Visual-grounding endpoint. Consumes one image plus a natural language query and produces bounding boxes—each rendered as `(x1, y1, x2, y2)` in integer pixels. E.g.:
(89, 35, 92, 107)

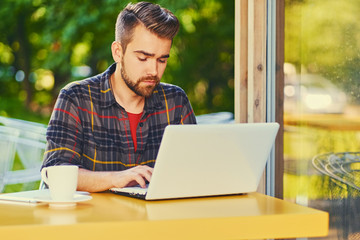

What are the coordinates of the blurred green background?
(0, 0, 235, 124)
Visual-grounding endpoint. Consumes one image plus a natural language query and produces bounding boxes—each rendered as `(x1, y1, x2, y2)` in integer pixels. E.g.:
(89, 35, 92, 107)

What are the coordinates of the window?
(284, 1, 360, 239)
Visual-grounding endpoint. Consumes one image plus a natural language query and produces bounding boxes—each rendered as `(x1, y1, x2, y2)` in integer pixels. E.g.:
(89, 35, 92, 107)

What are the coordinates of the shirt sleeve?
(42, 89, 84, 169)
(180, 93, 197, 124)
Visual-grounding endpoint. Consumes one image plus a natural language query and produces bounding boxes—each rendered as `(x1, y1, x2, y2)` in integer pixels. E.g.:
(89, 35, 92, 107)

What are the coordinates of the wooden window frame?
(234, 0, 284, 198)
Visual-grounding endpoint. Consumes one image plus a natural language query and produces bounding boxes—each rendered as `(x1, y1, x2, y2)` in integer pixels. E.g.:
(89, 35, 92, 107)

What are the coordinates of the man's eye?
(138, 58, 147, 62)
(158, 59, 166, 63)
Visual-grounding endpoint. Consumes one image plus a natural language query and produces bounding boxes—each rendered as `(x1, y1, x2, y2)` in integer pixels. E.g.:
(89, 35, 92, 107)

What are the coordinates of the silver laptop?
(110, 122, 279, 200)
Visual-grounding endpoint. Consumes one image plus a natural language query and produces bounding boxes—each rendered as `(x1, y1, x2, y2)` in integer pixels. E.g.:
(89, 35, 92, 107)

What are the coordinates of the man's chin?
(143, 89, 156, 98)
(134, 86, 156, 98)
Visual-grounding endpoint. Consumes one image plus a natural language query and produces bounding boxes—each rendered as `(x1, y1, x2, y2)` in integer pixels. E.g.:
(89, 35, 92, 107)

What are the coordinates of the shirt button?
(139, 122, 144, 127)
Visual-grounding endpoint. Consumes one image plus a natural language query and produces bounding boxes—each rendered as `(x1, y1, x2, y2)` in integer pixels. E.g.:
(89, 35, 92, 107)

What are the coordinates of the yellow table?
(0, 192, 328, 240)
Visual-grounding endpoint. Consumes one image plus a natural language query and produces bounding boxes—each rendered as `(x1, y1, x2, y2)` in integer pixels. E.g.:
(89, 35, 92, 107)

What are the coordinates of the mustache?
(138, 76, 160, 82)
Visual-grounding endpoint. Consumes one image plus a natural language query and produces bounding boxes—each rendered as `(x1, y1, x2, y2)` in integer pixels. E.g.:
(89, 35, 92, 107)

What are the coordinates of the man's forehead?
(126, 25, 172, 56)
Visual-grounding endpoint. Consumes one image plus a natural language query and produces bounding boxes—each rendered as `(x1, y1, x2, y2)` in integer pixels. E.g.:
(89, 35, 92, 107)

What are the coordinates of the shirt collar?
(144, 84, 165, 112)
(99, 63, 117, 109)
(100, 63, 164, 112)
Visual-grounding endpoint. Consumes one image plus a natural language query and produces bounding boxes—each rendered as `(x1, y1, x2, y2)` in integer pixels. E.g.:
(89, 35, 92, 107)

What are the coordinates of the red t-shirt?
(127, 112, 143, 152)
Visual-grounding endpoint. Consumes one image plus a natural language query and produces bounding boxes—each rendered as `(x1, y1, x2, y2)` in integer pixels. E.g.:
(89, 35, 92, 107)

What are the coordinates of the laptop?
(110, 122, 279, 200)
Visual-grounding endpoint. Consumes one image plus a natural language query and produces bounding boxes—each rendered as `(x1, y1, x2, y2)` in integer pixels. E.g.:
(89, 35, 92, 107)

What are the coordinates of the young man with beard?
(41, 2, 196, 192)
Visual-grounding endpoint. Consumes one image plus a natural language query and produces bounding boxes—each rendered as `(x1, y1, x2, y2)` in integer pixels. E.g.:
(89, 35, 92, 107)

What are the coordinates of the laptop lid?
(142, 122, 279, 200)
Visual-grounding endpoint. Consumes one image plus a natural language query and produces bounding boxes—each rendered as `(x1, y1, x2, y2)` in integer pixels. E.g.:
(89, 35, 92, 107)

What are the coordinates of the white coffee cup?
(41, 165, 79, 202)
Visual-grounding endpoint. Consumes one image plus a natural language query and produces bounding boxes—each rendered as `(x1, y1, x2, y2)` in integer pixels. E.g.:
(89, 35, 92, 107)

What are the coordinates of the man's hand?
(111, 165, 153, 188)
(77, 166, 153, 192)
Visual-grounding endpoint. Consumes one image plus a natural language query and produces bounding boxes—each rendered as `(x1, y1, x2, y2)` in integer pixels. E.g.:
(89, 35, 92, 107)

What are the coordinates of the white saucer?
(35, 192, 92, 209)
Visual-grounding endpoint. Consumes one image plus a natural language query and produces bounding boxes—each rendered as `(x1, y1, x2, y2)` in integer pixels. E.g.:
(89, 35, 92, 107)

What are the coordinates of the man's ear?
(111, 41, 123, 63)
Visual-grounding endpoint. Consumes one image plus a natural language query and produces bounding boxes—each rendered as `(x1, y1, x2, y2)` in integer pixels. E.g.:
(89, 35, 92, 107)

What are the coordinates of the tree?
(285, 0, 360, 103)
(0, 0, 235, 120)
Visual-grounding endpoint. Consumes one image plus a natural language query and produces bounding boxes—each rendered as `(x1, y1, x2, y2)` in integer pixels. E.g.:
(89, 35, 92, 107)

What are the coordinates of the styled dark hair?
(115, 1, 179, 52)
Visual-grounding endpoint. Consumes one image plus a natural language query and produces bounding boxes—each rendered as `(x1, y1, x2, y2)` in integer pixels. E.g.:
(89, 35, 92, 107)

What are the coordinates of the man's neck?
(110, 69, 145, 114)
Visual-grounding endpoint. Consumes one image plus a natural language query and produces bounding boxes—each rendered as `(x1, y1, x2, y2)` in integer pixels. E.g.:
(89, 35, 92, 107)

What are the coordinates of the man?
(42, 2, 196, 192)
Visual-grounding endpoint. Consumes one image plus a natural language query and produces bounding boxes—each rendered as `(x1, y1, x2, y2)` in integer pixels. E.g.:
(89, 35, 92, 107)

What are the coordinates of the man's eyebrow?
(134, 50, 170, 58)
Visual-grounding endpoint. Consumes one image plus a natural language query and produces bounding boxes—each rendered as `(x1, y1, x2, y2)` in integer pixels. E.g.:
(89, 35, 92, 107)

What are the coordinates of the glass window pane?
(284, 0, 360, 239)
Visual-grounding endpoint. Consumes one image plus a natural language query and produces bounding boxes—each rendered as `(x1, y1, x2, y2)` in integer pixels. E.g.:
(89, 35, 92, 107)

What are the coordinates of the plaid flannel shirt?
(42, 63, 196, 171)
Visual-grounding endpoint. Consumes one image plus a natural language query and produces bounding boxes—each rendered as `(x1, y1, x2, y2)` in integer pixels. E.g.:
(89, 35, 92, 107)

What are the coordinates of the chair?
(39, 179, 46, 190)
(0, 116, 47, 169)
(312, 152, 360, 239)
(0, 126, 20, 192)
(0, 116, 47, 191)
(312, 152, 360, 191)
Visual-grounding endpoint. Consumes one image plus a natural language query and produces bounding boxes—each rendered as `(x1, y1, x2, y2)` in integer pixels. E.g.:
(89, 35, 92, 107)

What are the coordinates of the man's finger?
(133, 175, 147, 188)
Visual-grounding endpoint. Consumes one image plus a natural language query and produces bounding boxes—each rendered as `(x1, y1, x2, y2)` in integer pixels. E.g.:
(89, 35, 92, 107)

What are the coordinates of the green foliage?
(165, 0, 235, 114)
(0, 0, 235, 121)
(285, 0, 360, 103)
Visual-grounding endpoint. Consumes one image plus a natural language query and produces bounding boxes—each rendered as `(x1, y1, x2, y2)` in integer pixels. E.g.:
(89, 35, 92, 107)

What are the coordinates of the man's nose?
(146, 60, 158, 76)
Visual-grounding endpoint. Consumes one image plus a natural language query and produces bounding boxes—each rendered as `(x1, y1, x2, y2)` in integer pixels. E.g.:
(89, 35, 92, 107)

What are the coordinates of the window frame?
(234, 0, 284, 198)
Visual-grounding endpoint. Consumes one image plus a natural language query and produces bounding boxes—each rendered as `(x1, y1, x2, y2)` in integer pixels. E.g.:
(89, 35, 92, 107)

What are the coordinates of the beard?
(120, 59, 160, 98)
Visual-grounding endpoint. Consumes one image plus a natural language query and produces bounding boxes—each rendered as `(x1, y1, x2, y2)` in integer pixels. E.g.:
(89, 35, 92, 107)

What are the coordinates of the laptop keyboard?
(110, 184, 149, 197)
